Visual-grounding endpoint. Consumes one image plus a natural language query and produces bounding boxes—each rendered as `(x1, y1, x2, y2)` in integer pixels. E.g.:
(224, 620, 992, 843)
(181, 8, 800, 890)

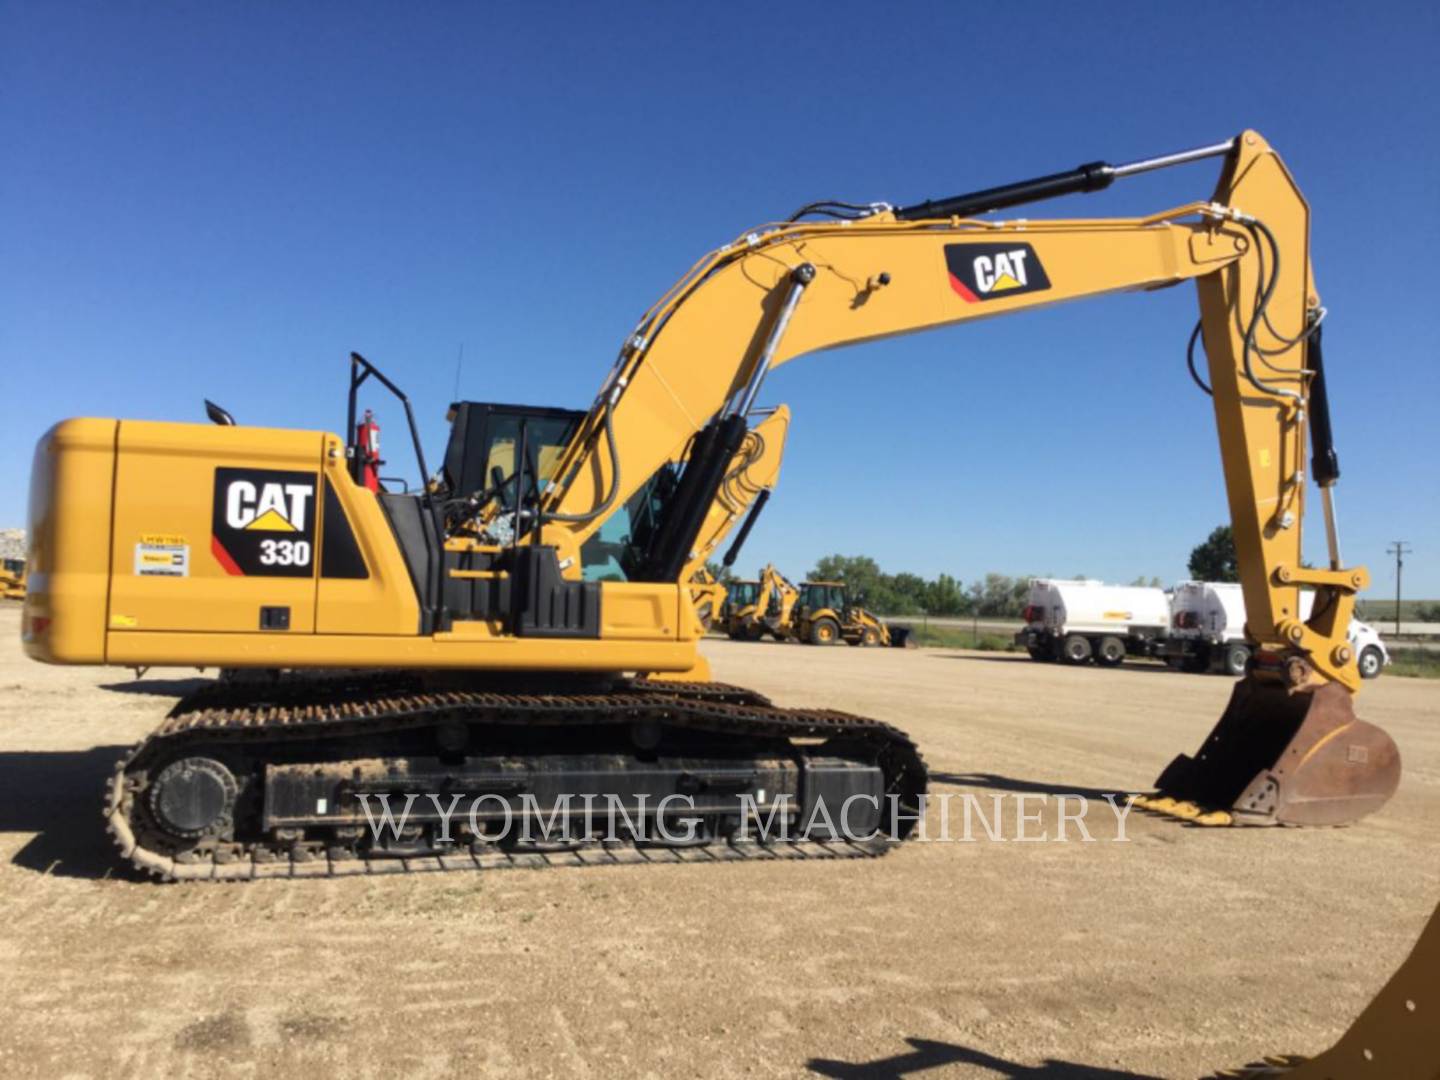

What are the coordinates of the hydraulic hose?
(540, 403, 623, 525)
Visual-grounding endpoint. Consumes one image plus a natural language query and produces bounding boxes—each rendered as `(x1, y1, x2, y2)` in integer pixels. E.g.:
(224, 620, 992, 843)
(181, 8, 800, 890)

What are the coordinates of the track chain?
(105, 674, 926, 882)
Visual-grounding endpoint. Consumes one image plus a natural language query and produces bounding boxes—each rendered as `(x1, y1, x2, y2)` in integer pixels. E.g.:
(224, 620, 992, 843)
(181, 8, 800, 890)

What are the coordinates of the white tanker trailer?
(1014, 579, 1169, 666)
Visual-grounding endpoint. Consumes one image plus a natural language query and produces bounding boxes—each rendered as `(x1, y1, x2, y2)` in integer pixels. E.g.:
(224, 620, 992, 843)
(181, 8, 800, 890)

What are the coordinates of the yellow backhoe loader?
(24, 130, 1401, 883)
(680, 409, 789, 638)
(762, 565, 802, 639)
(788, 580, 904, 648)
(726, 563, 799, 641)
(718, 578, 759, 626)
(723, 578, 769, 640)
(687, 568, 727, 638)
(0, 557, 26, 600)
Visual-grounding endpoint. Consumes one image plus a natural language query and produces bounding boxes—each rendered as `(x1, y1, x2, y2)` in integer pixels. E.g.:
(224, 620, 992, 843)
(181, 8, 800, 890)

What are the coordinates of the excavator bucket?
(1204, 898, 1439, 1078)
(1150, 680, 1400, 826)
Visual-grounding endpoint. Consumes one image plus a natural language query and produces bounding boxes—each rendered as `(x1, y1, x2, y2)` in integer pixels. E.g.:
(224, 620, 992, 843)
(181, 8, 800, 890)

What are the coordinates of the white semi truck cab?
(1014, 579, 1170, 666)
(1162, 580, 1390, 679)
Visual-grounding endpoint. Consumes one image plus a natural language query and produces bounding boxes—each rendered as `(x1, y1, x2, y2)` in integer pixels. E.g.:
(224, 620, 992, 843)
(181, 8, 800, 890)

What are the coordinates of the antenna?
(452, 343, 465, 401)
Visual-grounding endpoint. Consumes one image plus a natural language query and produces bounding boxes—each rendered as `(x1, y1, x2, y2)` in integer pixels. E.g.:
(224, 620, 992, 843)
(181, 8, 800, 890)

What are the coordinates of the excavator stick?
(1148, 679, 1400, 827)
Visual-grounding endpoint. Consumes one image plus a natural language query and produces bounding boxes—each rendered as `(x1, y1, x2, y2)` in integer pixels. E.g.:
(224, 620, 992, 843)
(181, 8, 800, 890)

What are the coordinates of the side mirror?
(204, 399, 236, 426)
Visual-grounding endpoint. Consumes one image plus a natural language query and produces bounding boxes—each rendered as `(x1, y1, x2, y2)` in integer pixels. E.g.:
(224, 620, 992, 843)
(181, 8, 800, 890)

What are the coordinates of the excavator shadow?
(1, 748, 143, 880)
(928, 653, 1033, 664)
(99, 676, 213, 697)
(928, 771, 1129, 803)
(932, 654, 1177, 675)
(807, 1036, 1163, 1078)
(929, 772, 1220, 830)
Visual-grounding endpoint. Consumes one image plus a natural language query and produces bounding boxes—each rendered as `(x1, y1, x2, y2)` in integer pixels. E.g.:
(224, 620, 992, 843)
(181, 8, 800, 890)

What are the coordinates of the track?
(104, 673, 927, 882)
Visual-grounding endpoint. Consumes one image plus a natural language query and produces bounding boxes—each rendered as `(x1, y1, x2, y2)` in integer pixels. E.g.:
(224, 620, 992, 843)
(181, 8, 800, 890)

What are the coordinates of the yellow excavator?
(24, 130, 1401, 884)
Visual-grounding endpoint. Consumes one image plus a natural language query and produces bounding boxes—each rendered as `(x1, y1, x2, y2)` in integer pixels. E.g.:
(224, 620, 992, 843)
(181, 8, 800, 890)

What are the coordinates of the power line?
(1386, 541, 1412, 637)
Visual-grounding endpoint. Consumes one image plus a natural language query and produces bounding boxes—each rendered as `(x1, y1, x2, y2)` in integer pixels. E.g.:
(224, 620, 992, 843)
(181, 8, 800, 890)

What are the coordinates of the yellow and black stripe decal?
(320, 480, 368, 580)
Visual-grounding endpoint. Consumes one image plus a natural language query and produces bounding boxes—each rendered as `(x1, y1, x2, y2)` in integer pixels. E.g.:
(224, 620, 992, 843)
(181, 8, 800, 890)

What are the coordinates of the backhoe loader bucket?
(1151, 679, 1400, 826)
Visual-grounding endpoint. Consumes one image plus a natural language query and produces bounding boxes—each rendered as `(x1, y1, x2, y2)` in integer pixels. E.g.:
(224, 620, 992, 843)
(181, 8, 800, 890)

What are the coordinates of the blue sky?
(3, 3, 1437, 594)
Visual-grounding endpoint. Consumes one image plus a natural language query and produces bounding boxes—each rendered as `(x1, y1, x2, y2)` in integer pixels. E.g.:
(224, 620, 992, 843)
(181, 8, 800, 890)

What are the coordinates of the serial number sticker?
(135, 541, 190, 577)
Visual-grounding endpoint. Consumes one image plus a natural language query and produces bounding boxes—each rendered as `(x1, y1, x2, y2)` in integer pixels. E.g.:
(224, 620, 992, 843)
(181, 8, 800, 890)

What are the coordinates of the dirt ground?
(1, 603, 1436, 1080)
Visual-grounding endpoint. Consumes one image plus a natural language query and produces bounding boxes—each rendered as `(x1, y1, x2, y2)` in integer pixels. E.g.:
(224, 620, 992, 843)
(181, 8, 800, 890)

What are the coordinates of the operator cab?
(723, 580, 760, 618)
(439, 402, 583, 506)
(353, 393, 588, 635)
(432, 401, 693, 591)
(800, 581, 849, 614)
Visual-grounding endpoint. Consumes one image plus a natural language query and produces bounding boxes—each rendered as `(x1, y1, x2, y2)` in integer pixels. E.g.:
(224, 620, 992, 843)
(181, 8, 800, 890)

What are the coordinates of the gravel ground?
(1, 603, 1436, 1079)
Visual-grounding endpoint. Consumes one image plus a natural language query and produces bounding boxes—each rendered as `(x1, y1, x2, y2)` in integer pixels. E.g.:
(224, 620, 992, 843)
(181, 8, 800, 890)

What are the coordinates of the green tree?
(1188, 525, 1239, 582)
(810, 554, 881, 587)
(924, 573, 969, 616)
(798, 555, 1044, 616)
(1008, 577, 1031, 616)
(972, 573, 1016, 616)
(890, 571, 930, 614)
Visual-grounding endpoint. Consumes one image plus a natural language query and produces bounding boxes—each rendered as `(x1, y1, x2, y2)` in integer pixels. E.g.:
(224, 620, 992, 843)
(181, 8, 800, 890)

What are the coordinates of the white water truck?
(1162, 580, 1389, 679)
(1014, 579, 1170, 666)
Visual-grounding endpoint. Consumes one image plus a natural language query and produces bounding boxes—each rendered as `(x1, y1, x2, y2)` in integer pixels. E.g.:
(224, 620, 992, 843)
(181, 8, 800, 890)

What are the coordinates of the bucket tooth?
(1154, 678, 1400, 827)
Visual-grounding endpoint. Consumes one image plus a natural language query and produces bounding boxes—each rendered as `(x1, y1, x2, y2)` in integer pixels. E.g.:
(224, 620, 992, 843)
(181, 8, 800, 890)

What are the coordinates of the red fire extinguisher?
(356, 408, 382, 492)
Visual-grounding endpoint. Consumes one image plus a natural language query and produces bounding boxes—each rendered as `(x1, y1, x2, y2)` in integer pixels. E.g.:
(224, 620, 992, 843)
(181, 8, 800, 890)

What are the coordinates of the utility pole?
(1386, 541, 1411, 637)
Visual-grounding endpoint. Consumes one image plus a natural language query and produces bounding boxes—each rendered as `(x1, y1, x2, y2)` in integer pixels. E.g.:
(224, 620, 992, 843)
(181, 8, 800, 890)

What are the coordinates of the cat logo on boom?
(944, 242, 1051, 303)
(211, 467, 317, 577)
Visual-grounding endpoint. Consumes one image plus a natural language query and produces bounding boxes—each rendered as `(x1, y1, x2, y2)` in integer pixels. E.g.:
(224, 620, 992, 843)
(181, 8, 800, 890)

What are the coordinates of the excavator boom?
(529, 130, 1397, 825)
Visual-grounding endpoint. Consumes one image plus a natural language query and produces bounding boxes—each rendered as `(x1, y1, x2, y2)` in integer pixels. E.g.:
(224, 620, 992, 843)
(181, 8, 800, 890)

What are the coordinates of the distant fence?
(879, 615, 1439, 641)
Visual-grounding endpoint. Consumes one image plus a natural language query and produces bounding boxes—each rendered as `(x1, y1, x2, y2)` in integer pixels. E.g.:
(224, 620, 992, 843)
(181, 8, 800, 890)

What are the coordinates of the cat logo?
(211, 468, 317, 577)
(944, 242, 1051, 303)
(224, 480, 312, 533)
